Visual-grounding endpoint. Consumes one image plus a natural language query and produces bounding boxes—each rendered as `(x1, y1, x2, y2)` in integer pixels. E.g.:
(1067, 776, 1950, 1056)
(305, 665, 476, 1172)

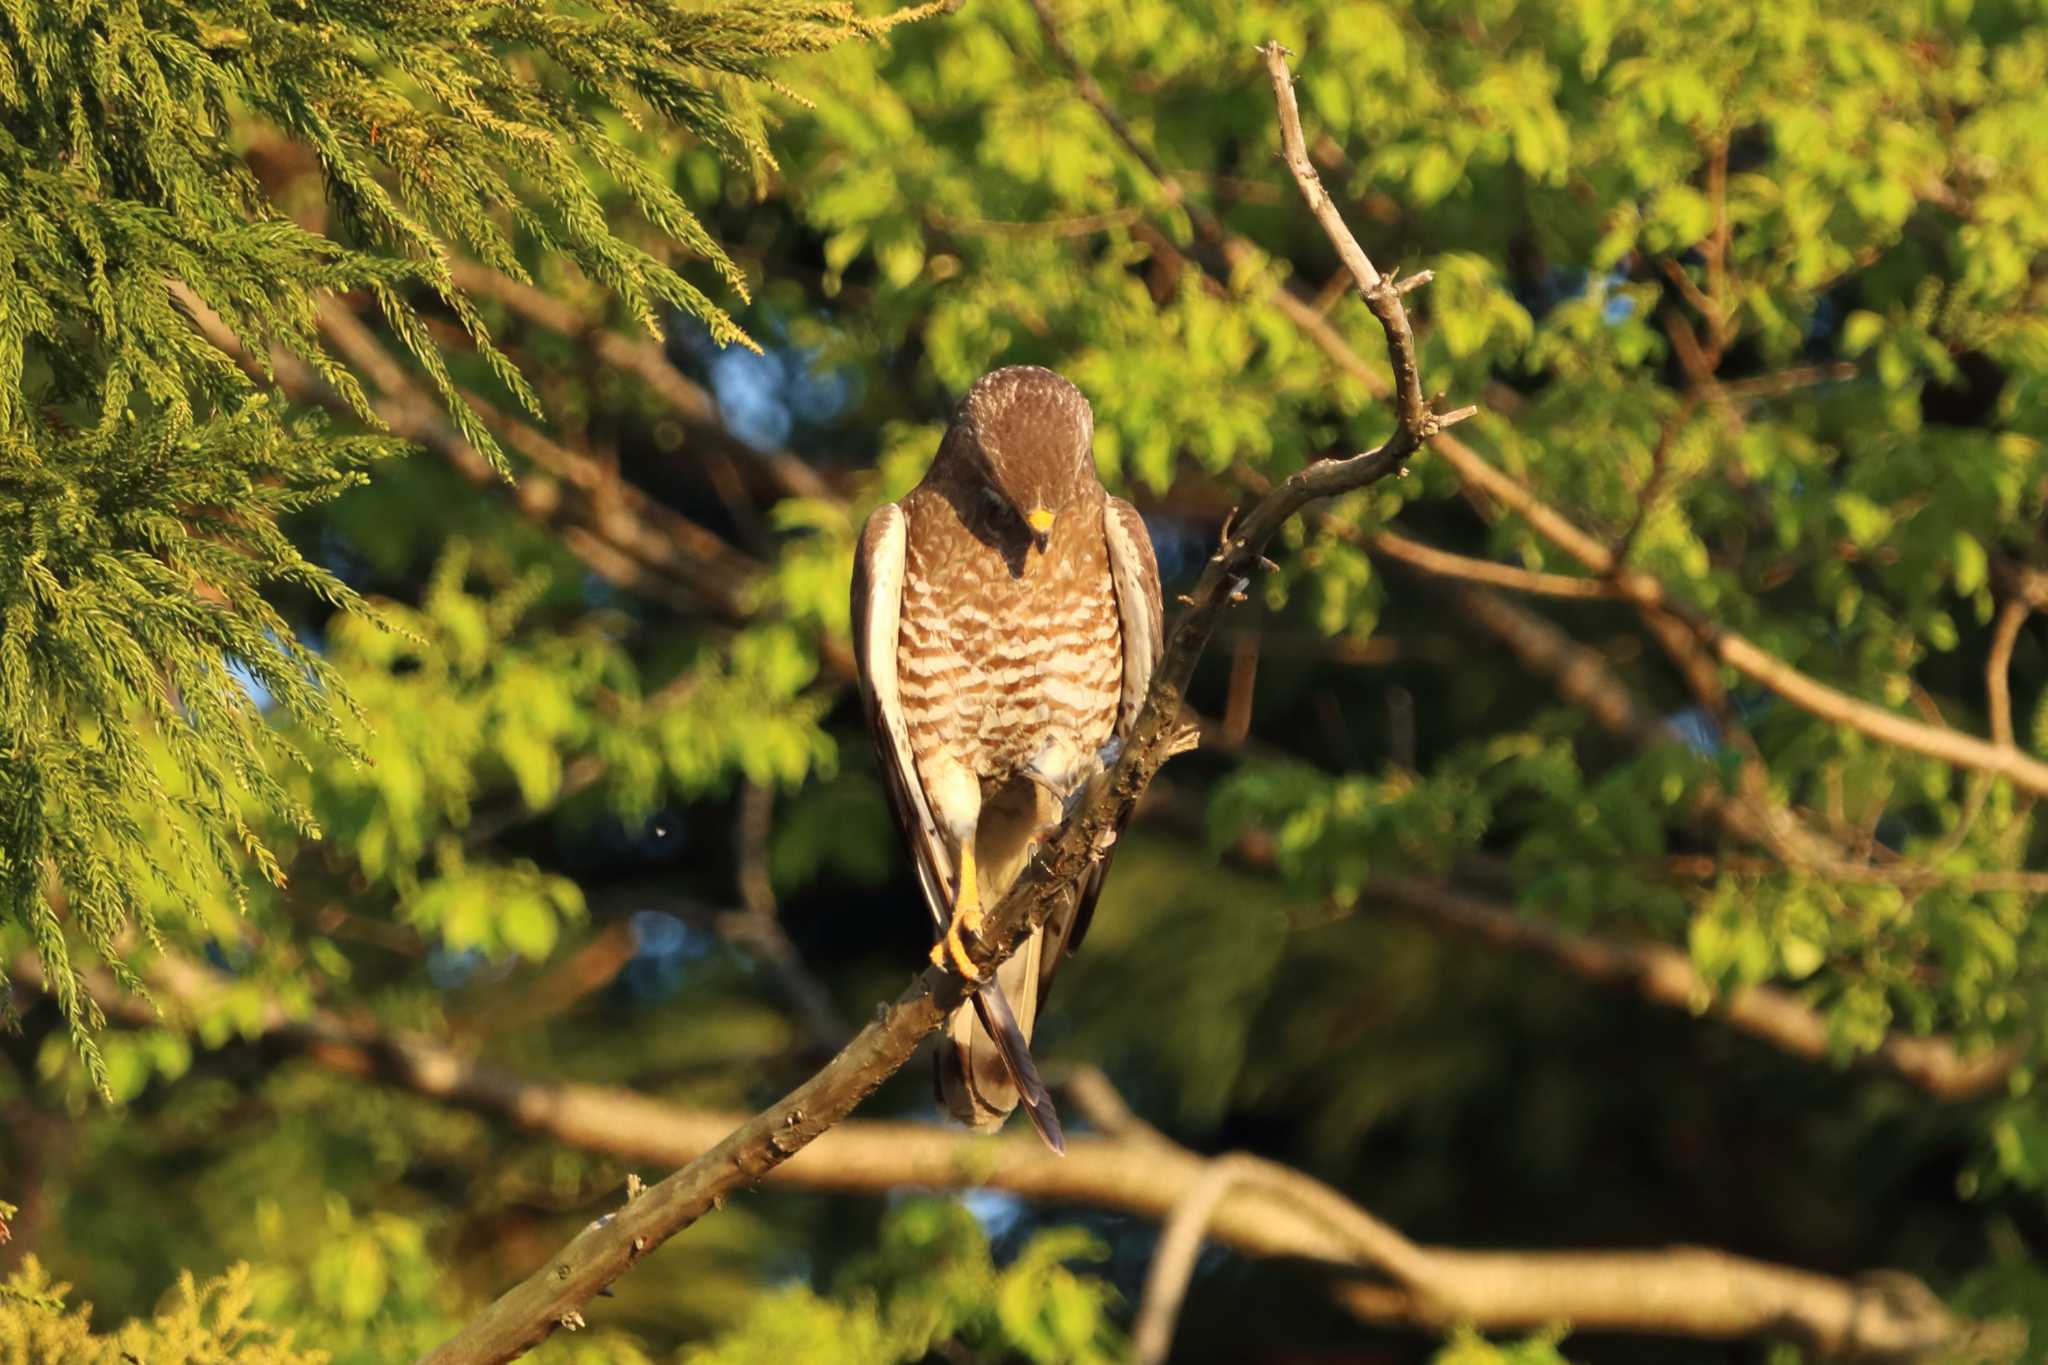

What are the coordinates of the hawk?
(850, 366, 1163, 1152)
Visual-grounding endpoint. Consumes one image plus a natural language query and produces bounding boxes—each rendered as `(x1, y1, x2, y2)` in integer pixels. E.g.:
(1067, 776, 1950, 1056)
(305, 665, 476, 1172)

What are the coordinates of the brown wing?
(1039, 496, 1166, 988)
(1105, 495, 1165, 733)
(850, 502, 954, 932)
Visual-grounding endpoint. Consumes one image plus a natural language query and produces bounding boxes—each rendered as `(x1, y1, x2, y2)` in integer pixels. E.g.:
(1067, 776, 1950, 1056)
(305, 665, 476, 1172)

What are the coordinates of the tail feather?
(936, 925, 1065, 1153)
(973, 984, 1064, 1153)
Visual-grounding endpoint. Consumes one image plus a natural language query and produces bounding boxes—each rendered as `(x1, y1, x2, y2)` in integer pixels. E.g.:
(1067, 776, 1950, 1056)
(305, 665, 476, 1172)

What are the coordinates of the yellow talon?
(931, 916, 982, 980)
(929, 841, 984, 980)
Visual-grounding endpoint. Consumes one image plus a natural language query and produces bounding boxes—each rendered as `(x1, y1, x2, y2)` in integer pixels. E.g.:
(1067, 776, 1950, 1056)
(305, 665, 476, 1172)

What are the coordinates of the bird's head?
(949, 365, 1097, 552)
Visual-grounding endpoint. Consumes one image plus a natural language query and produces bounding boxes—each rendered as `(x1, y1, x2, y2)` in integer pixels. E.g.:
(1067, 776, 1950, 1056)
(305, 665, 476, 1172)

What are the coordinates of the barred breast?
(895, 485, 1122, 790)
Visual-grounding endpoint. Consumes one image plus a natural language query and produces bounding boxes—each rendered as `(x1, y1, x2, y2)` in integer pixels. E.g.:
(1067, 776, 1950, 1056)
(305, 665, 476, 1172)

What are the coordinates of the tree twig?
(173, 279, 762, 622)
(1296, 313, 2048, 795)
(1435, 579, 1849, 869)
(719, 782, 849, 1055)
(1987, 597, 2029, 750)
(445, 259, 834, 503)
(1178, 784, 2020, 1106)
(1258, 46, 1463, 431)
(1131, 1154, 1259, 1364)
(313, 301, 761, 621)
(1369, 530, 1617, 600)
(1369, 876, 2020, 1104)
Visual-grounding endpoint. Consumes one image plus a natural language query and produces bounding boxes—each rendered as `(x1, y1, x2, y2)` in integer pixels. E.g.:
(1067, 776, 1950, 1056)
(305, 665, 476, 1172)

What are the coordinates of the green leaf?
(1953, 532, 1988, 596)
(1841, 309, 1885, 354)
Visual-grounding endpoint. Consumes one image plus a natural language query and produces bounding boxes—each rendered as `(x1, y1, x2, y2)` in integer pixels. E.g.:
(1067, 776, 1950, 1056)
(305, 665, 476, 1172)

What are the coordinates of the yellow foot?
(929, 845, 985, 979)
(929, 914, 982, 980)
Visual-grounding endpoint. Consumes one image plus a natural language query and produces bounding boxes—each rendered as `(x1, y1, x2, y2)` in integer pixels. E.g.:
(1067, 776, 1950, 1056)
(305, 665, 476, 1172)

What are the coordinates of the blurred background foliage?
(5, 0, 2048, 1360)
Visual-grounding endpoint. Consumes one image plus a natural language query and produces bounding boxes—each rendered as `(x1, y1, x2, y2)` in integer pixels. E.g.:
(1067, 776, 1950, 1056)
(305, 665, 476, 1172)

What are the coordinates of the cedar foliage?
(0, 1256, 327, 1364)
(0, 0, 926, 1086)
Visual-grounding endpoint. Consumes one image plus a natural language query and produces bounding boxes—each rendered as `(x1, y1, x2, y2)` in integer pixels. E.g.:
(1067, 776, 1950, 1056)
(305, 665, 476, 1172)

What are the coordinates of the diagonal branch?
(1131, 1154, 1264, 1364)
(1369, 530, 1616, 599)
(413, 39, 1470, 1365)
(1181, 785, 2020, 1105)
(1258, 45, 1459, 432)
(312, 300, 762, 621)
(444, 260, 835, 504)
(1433, 579, 1855, 869)
(173, 280, 761, 622)
(1369, 876, 2020, 1104)
(1279, 283, 2048, 795)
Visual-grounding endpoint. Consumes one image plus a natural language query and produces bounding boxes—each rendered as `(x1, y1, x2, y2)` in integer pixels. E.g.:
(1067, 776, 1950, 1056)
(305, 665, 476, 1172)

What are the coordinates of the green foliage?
(0, 0, 924, 1084)
(289, 544, 830, 956)
(0, 1256, 325, 1364)
(234, 1194, 657, 1365)
(0, 1223, 659, 1365)
(1430, 1325, 1575, 1365)
(681, 1200, 1124, 1365)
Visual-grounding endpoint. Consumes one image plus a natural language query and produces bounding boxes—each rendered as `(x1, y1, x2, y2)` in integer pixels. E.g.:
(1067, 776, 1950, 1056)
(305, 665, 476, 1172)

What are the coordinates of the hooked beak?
(1026, 506, 1056, 551)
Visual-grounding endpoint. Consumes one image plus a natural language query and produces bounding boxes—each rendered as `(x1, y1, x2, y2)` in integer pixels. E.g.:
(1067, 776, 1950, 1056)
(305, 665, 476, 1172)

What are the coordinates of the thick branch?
(26, 951, 1990, 1360)
(1138, 772, 2017, 1106)
(1131, 1155, 1260, 1364)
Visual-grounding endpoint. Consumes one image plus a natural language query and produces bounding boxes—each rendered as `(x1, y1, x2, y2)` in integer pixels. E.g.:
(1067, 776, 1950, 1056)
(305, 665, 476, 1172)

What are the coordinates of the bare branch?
(926, 207, 1143, 238)
(173, 279, 764, 622)
(720, 783, 849, 1054)
(1370, 877, 2019, 1104)
(192, 282, 869, 687)
(1184, 778, 2019, 1106)
(444, 260, 834, 503)
(313, 301, 761, 621)
(1132, 1155, 1259, 1364)
(1259, 43, 1432, 427)
(1988, 597, 2029, 750)
(1719, 361, 1859, 405)
(1056, 1063, 1172, 1146)
(1026, 0, 1216, 236)
(1442, 583, 1666, 746)
(1369, 530, 1616, 600)
(452, 920, 639, 1043)
(1436, 581, 1848, 869)
(1273, 294, 2048, 796)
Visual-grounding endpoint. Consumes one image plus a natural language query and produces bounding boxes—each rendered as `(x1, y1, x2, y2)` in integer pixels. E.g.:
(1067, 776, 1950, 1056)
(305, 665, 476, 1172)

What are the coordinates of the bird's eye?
(982, 487, 1006, 513)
